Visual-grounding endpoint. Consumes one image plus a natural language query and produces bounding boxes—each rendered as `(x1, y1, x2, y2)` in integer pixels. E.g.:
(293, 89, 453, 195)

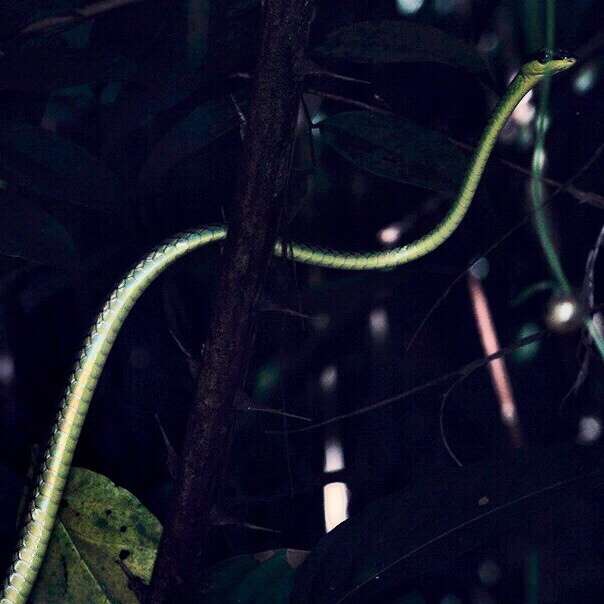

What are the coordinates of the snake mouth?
(528, 48, 575, 65)
(521, 48, 576, 76)
(531, 48, 574, 65)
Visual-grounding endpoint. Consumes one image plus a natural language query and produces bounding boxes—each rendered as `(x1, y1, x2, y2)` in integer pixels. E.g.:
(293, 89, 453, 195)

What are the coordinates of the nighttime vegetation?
(0, 0, 603, 602)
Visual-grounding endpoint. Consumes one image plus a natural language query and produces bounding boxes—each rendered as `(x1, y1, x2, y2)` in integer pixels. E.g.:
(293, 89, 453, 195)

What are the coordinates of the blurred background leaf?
(291, 444, 604, 603)
(137, 95, 244, 197)
(196, 549, 309, 603)
(0, 191, 76, 267)
(319, 111, 469, 195)
(313, 20, 492, 82)
(0, 122, 122, 211)
(0, 2, 602, 603)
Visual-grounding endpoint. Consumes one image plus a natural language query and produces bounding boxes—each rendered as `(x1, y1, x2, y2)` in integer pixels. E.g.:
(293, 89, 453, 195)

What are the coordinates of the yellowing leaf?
(32, 522, 113, 604)
(32, 468, 161, 603)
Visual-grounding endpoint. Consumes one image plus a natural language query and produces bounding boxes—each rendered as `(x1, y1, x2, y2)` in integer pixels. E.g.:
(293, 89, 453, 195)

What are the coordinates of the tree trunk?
(147, 1, 314, 601)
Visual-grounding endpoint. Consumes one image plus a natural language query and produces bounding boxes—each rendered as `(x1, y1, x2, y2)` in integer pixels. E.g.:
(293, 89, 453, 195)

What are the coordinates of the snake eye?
(539, 49, 553, 64)
(530, 48, 571, 64)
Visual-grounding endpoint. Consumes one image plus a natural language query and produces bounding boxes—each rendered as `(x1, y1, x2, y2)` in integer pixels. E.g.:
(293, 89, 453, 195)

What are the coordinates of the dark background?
(1, 0, 603, 602)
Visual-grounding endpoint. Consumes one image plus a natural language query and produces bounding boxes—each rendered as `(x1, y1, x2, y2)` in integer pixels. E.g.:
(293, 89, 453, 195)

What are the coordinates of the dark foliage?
(0, 0, 603, 601)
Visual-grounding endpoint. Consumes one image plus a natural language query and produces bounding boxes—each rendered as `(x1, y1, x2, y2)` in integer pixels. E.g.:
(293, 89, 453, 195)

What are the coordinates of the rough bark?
(147, 1, 314, 602)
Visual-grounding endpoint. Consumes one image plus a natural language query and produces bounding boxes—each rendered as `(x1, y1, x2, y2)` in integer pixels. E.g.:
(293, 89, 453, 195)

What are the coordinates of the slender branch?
(270, 331, 548, 435)
(564, 224, 604, 401)
(306, 87, 604, 209)
(245, 406, 312, 422)
(467, 273, 523, 448)
(449, 138, 604, 209)
(146, 2, 314, 602)
(405, 142, 604, 355)
(297, 57, 372, 85)
(529, 1, 571, 293)
(18, 0, 144, 37)
(306, 87, 394, 115)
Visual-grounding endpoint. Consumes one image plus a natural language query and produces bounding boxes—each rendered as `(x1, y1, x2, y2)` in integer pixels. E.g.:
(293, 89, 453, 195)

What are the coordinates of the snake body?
(1, 54, 574, 603)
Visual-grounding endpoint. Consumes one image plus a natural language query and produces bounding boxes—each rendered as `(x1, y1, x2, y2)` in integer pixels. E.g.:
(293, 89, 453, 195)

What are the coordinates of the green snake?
(1, 53, 574, 603)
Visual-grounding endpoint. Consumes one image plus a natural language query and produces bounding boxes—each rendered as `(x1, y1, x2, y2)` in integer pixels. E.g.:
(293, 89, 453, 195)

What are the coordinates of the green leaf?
(0, 192, 76, 266)
(0, 122, 121, 211)
(32, 523, 114, 604)
(101, 71, 202, 148)
(319, 111, 468, 196)
(313, 20, 491, 79)
(290, 443, 604, 603)
(137, 96, 243, 196)
(30, 468, 305, 603)
(197, 549, 309, 603)
(32, 467, 162, 604)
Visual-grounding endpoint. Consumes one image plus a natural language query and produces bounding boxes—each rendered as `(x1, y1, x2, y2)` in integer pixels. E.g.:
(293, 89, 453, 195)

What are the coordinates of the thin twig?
(564, 223, 604, 402)
(269, 331, 547, 435)
(259, 304, 312, 320)
(449, 138, 604, 209)
(584, 223, 604, 313)
(306, 88, 394, 115)
(335, 471, 601, 604)
(233, 70, 372, 86)
(406, 143, 604, 355)
(307, 87, 604, 209)
(439, 375, 467, 467)
(18, 0, 144, 37)
(154, 414, 179, 481)
(582, 224, 604, 359)
(467, 274, 523, 448)
(296, 56, 372, 85)
(245, 406, 311, 422)
(300, 95, 318, 176)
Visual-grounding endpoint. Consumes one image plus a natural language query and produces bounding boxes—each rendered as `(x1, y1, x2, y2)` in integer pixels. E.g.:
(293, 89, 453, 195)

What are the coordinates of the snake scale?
(1, 53, 574, 603)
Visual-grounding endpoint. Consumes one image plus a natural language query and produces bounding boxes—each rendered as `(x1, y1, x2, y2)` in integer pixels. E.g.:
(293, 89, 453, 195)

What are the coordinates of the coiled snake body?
(1, 54, 574, 603)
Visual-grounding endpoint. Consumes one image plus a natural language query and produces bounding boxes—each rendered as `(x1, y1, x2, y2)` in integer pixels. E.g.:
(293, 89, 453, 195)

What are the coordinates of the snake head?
(521, 49, 576, 77)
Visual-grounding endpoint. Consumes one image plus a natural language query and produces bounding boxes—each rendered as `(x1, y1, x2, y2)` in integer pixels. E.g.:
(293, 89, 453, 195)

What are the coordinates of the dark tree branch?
(16, 0, 144, 37)
(146, 1, 314, 602)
